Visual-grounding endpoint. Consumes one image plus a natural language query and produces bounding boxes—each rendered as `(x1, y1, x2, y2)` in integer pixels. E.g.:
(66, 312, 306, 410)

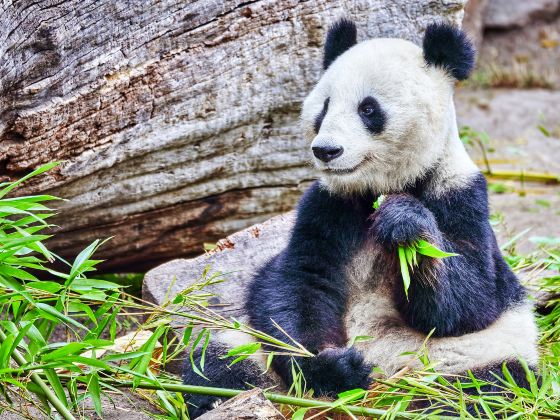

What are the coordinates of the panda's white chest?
(342, 244, 422, 375)
(342, 243, 403, 336)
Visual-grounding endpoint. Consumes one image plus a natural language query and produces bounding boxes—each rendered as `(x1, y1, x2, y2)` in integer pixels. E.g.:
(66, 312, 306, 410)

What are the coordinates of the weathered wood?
(0, 0, 467, 271)
(196, 388, 285, 420)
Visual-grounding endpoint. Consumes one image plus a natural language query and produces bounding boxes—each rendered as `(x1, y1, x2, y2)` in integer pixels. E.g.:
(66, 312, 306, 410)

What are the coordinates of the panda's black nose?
(312, 145, 344, 162)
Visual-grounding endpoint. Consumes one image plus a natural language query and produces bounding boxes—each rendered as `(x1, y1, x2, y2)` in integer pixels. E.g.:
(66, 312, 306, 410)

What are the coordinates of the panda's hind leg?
(459, 360, 538, 414)
(182, 335, 277, 418)
(467, 360, 536, 393)
(421, 360, 538, 416)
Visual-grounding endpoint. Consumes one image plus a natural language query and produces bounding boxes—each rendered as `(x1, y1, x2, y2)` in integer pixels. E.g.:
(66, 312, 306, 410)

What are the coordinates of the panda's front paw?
(301, 347, 372, 396)
(369, 194, 437, 248)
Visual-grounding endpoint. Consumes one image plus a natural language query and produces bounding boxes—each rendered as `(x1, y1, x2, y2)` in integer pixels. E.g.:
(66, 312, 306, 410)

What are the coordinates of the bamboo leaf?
(266, 352, 275, 371)
(182, 322, 194, 346)
(68, 278, 121, 291)
(35, 303, 88, 331)
(42, 342, 91, 361)
(398, 246, 411, 300)
(335, 388, 367, 404)
(188, 330, 209, 380)
(131, 326, 165, 388)
(416, 240, 458, 259)
(43, 368, 69, 408)
(372, 194, 386, 209)
(87, 372, 103, 417)
(404, 245, 416, 270)
(199, 330, 211, 371)
(69, 240, 100, 280)
(292, 407, 310, 420)
(0, 333, 15, 369)
(26, 281, 62, 294)
(224, 342, 261, 358)
(59, 356, 111, 371)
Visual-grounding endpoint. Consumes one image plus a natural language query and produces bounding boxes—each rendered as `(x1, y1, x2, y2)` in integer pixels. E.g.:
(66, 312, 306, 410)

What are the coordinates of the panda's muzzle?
(312, 145, 344, 162)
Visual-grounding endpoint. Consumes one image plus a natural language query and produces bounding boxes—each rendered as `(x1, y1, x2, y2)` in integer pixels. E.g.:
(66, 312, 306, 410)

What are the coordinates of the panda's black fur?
(422, 22, 476, 81)
(323, 18, 357, 70)
(182, 21, 537, 418)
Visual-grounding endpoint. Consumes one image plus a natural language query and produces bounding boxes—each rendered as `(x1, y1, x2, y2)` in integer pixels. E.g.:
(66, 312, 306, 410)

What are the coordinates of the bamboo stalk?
(100, 379, 455, 419)
(482, 170, 560, 184)
(0, 330, 76, 420)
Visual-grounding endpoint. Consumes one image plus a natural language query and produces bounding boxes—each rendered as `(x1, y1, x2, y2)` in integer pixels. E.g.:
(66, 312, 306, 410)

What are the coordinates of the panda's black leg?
(182, 342, 275, 418)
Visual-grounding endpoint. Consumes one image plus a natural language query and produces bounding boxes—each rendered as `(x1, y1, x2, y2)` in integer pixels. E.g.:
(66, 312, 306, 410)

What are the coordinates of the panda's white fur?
(301, 38, 479, 196)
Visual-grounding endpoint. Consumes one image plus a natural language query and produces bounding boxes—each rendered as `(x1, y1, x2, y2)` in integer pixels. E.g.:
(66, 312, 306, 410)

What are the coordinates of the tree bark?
(0, 0, 466, 271)
(197, 388, 285, 420)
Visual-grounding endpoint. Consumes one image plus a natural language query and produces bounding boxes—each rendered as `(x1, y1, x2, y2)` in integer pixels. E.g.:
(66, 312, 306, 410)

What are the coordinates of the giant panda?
(182, 19, 540, 417)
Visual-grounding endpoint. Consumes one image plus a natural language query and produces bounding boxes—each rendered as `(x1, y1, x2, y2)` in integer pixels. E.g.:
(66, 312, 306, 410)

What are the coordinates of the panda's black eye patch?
(358, 96, 386, 134)
(314, 97, 330, 134)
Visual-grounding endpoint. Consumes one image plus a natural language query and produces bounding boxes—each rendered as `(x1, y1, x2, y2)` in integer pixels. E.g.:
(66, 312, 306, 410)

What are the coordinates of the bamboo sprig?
(0, 329, 76, 420)
(482, 169, 560, 184)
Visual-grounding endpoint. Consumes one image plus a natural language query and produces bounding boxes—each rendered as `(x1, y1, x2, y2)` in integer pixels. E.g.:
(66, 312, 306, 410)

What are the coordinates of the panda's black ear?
(422, 22, 475, 81)
(323, 18, 357, 70)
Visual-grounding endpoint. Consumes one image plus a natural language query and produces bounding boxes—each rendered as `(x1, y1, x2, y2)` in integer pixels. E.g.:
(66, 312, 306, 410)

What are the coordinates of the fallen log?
(1, 0, 467, 271)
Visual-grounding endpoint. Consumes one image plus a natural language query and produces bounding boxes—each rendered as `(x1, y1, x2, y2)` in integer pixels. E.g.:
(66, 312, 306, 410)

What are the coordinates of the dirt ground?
(456, 88, 560, 252)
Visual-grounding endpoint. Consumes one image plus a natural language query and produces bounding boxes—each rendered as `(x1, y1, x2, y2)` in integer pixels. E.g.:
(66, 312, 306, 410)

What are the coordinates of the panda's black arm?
(247, 181, 373, 394)
(370, 173, 525, 337)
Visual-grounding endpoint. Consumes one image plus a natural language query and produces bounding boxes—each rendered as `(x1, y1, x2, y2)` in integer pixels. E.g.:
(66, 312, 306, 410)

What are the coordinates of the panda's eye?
(361, 105, 375, 116)
(358, 96, 387, 135)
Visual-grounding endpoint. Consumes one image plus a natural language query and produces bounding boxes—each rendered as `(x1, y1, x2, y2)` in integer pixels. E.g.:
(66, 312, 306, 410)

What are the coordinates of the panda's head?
(301, 20, 475, 195)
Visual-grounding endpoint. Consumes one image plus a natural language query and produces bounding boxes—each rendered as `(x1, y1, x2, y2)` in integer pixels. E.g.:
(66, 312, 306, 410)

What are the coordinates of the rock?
(197, 388, 284, 420)
(456, 89, 560, 174)
(0, 0, 467, 272)
(483, 0, 560, 29)
(475, 16, 560, 89)
(143, 212, 294, 323)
